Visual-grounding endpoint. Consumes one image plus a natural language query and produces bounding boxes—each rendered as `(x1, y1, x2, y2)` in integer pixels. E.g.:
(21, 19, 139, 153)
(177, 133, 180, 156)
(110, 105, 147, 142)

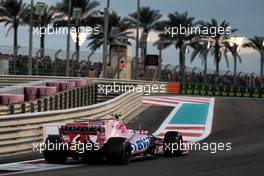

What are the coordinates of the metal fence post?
(21, 103, 26, 113)
(95, 84, 98, 104)
(30, 102, 35, 112)
(9, 105, 15, 114)
(84, 86, 87, 106)
(44, 98, 48, 111)
(49, 96, 53, 110)
(91, 85, 94, 104)
(77, 88, 80, 107)
(88, 86, 91, 105)
(54, 95, 58, 110)
(80, 87, 84, 107)
(72, 89, 76, 108)
(64, 91, 68, 109)
(37, 99, 42, 112)
(59, 93, 63, 109)
(68, 90, 72, 109)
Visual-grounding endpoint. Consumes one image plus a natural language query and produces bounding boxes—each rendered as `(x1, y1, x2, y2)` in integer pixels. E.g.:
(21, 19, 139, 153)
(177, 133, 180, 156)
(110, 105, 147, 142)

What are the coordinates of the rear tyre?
(104, 137, 131, 165)
(163, 131, 183, 157)
(82, 142, 101, 164)
(44, 135, 67, 164)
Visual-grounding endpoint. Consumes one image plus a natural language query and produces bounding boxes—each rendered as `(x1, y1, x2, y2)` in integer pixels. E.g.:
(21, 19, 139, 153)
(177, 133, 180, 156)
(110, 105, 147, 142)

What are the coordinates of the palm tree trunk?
(40, 30, 45, 59)
(142, 30, 148, 76)
(214, 46, 220, 76)
(13, 25, 18, 75)
(215, 61, 220, 84)
(76, 32, 80, 62)
(215, 56, 220, 76)
(109, 46, 112, 66)
(179, 47, 186, 83)
(204, 56, 207, 84)
(158, 48, 162, 80)
(144, 47, 147, 62)
(216, 62, 219, 75)
(75, 26, 80, 63)
(215, 48, 220, 84)
(233, 55, 237, 86)
(75, 27, 80, 77)
(261, 49, 264, 87)
(87, 50, 95, 73)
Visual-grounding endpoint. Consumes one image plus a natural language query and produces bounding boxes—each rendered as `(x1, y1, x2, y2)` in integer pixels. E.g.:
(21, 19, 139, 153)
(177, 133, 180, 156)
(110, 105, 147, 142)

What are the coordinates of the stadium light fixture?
(35, 2, 46, 16)
(228, 36, 245, 52)
(207, 41, 211, 49)
(70, 32, 87, 46)
(72, 7, 82, 21)
(72, 7, 82, 62)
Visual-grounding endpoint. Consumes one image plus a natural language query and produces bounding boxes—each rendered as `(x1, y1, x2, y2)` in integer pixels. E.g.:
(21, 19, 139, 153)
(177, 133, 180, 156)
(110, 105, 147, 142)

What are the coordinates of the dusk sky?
(0, 0, 264, 74)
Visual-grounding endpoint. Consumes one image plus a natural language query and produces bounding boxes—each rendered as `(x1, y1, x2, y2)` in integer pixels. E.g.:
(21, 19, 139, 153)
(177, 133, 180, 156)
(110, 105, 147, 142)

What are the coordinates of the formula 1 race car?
(43, 114, 185, 165)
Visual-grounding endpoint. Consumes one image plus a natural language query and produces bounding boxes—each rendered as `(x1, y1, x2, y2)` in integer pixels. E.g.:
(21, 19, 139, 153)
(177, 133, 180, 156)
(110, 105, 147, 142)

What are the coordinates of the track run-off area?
(0, 96, 263, 176)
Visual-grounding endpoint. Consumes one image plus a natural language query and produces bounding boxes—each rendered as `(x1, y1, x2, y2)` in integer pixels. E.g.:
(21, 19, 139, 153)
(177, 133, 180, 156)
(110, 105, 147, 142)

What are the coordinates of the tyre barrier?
(0, 75, 74, 88)
(72, 79, 87, 88)
(60, 82, 76, 91)
(0, 84, 98, 116)
(0, 94, 25, 105)
(0, 91, 142, 157)
(38, 86, 57, 97)
(181, 83, 264, 98)
(47, 82, 61, 92)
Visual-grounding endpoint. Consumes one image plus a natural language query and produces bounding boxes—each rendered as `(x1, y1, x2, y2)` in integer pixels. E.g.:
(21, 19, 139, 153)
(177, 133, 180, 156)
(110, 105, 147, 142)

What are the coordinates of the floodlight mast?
(28, 0, 34, 75)
(102, 0, 110, 78)
(65, 0, 72, 76)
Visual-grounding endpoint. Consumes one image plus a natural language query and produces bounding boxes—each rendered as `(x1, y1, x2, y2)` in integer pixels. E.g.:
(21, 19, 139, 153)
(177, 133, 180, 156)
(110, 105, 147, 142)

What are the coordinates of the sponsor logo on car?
(131, 137, 150, 153)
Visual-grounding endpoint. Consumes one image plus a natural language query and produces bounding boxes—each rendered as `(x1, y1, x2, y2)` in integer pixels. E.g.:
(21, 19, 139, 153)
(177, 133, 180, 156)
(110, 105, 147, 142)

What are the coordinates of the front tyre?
(163, 131, 183, 157)
(104, 137, 131, 165)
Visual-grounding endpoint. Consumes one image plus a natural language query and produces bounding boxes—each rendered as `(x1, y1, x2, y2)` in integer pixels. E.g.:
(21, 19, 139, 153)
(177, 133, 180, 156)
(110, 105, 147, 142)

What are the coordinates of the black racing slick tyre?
(163, 131, 184, 157)
(43, 135, 68, 164)
(104, 137, 131, 165)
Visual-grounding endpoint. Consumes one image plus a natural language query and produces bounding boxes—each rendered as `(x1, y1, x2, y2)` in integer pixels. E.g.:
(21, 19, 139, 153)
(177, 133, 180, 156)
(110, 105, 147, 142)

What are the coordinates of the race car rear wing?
(60, 125, 105, 135)
(43, 124, 63, 141)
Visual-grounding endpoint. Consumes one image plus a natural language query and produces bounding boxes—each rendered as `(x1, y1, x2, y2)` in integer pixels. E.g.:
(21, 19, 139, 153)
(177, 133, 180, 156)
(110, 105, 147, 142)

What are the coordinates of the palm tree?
(198, 19, 237, 76)
(156, 12, 197, 82)
(190, 42, 210, 83)
(226, 42, 242, 86)
(153, 40, 168, 80)
(124, 7, 162, 60)
(37, 6, 55, 59)
(54, 0, 100, 62)
(243, 36, 264, 86)
(24, 5, 55, 59)
(0, 0, 28, 74)
(87, 12, 133, 78)
(87, 11, 133, 54)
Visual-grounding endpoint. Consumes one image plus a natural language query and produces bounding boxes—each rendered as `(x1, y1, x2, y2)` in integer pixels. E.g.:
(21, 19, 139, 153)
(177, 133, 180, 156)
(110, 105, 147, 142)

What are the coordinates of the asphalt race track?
(8, 98, 264, 176)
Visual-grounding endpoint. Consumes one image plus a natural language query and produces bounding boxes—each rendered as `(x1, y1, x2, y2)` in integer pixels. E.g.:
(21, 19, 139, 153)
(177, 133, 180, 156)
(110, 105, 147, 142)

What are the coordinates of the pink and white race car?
(43, 114, 186, 165)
